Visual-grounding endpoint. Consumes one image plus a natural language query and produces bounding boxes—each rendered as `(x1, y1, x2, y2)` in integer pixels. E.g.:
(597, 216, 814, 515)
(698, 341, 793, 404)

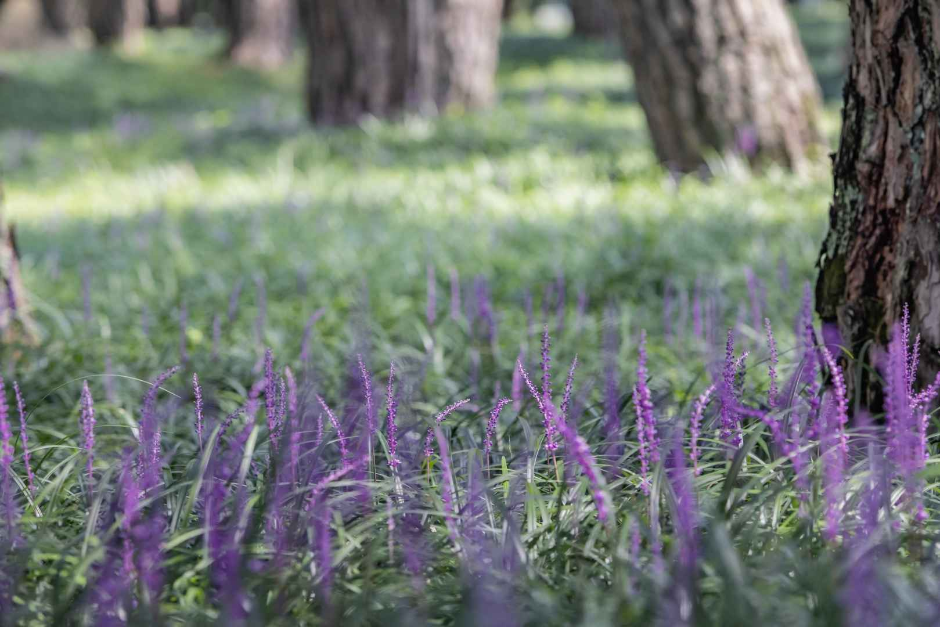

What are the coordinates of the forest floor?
(0, 3, 847, 377)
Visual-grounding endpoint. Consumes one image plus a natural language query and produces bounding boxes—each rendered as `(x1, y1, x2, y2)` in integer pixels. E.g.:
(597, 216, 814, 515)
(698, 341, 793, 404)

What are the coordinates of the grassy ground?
(4, 7, 923, 627)
(0, 6, 848, 372)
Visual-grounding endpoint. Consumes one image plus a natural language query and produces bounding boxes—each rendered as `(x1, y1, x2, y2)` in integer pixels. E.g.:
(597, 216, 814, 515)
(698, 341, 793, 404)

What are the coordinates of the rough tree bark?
(88, 0, 147, 46)
(816, 1, 940, 405)
(224, 0, 294, 70)
(570, 0, 616, 38)
(40, 0, 85, 35)
(610, 0, 823, 173)
(303, 0, 504, 125)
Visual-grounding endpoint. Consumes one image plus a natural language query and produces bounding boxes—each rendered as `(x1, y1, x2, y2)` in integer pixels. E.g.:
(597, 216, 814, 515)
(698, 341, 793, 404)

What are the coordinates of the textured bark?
(40, 0, 85, 35)
(225, 0, 294, 70)
(88, 0, 146, 46)
(303, 0, 503, 125)
(611, 0, 823, 173)
(816, 1, 940, 405)
(570, 0, 616, 38)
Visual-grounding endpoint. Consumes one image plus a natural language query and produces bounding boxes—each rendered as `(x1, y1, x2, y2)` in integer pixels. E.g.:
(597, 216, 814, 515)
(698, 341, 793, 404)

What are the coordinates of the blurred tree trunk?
(611, 0, 823, 173)
(148, 0, 181, 27)
(816, 1, 940, 405)
(225, 0, 294, 70)
(502, 0, 513, 19)
(570, 0, 615, 38)
(303, 0, 503, 125)
(40, 0, 85, 35)
(0, 193, 35, 344)
(88, 0, 147, 45)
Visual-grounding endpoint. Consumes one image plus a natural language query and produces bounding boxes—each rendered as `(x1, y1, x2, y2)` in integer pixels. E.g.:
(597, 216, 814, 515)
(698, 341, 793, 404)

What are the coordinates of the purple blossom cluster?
(632, 330, 659, 494)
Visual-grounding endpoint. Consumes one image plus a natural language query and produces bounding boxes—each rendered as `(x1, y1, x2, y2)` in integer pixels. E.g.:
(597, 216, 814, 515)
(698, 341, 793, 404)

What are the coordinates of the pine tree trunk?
(40, 0, 85, 35)
(570, 0, 615, 38)
(611, 0, 823, 173)
(88, 0, 147, 46)
(303, 0, 503, 126)
(816, 1, 940, 405)
(225, 0, 294, 70)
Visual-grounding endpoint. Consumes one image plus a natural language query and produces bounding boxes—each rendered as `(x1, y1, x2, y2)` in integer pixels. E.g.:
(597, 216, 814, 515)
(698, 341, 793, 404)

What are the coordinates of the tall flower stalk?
(12, 383, 34, 495)
(633, 330, 659, 495)
(80, 381, 96, 484)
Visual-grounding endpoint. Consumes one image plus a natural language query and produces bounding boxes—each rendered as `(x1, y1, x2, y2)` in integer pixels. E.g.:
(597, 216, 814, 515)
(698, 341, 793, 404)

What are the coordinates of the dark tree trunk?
(570, 0, 615, 38)
(303, 0, 503, 126)
(88, 0, 147, 46)
(40, 0, 85, 35)
(611, 0, 823, 173)
(816, 1, 940, 405)
(225, 0, 294, 70)
(502, 0, 513, 19)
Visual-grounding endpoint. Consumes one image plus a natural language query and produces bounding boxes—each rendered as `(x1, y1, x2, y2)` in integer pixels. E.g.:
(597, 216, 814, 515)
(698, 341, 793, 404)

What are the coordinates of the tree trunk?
(816, 1, 940, 406)
(88, 0, 147, 46)
(0, 191, 35, 344)
(225, 0, 294, 70)
(502, 0, 513, 19)
(40, 0, 85, 35)
(148, 0, 182, 27)
(611, 0, 823, 173)
(570, 0, 615, 38)
(303, 0, 503, 126)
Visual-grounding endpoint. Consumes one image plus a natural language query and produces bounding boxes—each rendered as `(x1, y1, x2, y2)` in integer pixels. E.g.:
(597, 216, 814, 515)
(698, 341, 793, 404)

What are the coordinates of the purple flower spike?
(0, 379, 13, 475)
(193, 373, 204, 451)
(138, 366, 180, 491)
(316, 395, 348, 466)
(689, 385, 716, 476)
(80, 381, 96, 484)
(633, 331, 658, 495)
(719, 330, 743, 449)
(386, 364, 399, 467)
(484, 398, 512, 456)
(560, 355, 578, 419)
(540, 324, 552, 403)
(424, 399, 471, 459)
(0, 379, 19, 550)
(517, 360, 558, 452)
(12, 382, 34, 494)
(764, 318, 779, 409)
(820, 346, 848, 455)
(264, 348, 278, 440)
(357, 354, 376, 437)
